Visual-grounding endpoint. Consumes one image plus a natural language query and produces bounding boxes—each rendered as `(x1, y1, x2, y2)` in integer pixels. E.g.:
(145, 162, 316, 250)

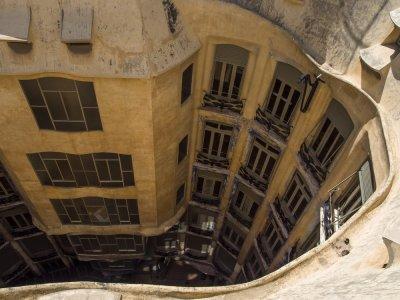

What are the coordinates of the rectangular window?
(176, 183, 185, 205)
(230, 183, 262, 227)
(20, 77, 102, 131)
(193, 169, 225, 206)
(201, 121, 233, 160)
(68, 234, 144, 254)
(51, 197, 140, 225)
(181, 64, 193, 104)
(246, 136, 280, 184)
(5, 213, 32, 230)
(222, 222, 245, 250)
(27, 152, 134, 187)
(262, 219, 284, 257)
(178, 135, 188, 163)
(282, 171, 312, 223)
(0, 175, 14, 197)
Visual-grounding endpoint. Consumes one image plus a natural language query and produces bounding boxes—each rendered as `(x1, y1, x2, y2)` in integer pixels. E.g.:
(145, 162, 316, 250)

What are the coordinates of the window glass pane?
(95, 160, 110, 181)
(222, 64, 233, 97)
(39, 77, 75, 91)
(212, 62, 223, 94)
(61, 92, 84, 120)
(213, 180, 222, 197)
(196, 177, 204, 193)
(44, 91, 68, 120)
(211, 133, 221, 156)
(20, 80, 45, 105)
(31, 107, 54, 129)
(76, 81, 98, 107)
(220, 135, 231, 158)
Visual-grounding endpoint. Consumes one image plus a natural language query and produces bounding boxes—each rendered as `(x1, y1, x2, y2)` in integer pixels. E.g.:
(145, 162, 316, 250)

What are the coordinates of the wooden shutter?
(358, 160, 374, 203)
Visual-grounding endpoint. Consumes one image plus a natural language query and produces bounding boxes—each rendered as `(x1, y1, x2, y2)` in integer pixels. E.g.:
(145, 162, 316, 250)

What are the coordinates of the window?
(20, 77, 102, 131)
(178, 135, 188, 163)
(309, 100, 354, 169)
(176, 183, 185, 205)
(264, 62, 303, 125)
(222, 222, 245, 250)
(68, 234, 144, 254)
(247, 250, 263, 278)
(181, 64, 193, 103)
(230, 183, 262, 227)
(4, 213, 33, 230)
(282, 171, 312, 223)
(193, 169, 225, 206)
(27, 152, 134, 187)
(262, 219, 284, 258)
(51, 197, 140, 225)
(245, 136, 280, 184)
(201, 121, 233, 160)
(190, 211, 215, 231)
(210, 45, 248, 100)
(0, 175, 14, 197)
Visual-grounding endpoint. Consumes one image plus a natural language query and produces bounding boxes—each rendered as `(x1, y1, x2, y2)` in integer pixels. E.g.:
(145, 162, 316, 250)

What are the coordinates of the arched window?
(210, 44, 249, 101)
(300, 100, 354, 183)
(311, 100, 354, 168)
(263, 62, 303, 125)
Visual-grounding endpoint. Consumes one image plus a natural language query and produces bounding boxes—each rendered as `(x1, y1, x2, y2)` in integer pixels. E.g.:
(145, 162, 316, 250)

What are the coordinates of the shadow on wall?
(221, 0, 390, 73)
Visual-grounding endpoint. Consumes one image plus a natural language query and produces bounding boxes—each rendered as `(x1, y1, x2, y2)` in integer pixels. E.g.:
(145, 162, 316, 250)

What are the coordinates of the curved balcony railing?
(202, 92, 244, 115)
(192, 193, 221, 207)
(196, 152, 229, 169)
(255, 108, 291, 140)
(188, 225, 213, 237)
(299, 143, 327, 184)
(238, 166, 268, 193)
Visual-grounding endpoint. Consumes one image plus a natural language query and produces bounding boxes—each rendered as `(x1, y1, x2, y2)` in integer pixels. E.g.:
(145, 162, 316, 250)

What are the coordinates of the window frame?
(181, 64, 193, 104)
(19, 77, 102, 132)
(281, 171, 312, 224)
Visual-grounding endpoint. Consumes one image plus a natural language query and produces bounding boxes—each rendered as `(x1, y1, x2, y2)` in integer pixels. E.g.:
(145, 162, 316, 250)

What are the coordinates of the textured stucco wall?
(0, 0, 400, 298)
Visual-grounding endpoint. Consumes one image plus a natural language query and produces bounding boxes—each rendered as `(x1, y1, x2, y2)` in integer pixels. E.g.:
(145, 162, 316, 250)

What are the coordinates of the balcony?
(238, 166, 267, 193)
(197, 152, 229, 169)
(185, 249, 208, 260)
(188, 225, 214, 237)
(228, 206, 252, 229)
(202, 92, 244, 115)
(271, 201, 294, 234)
(0, 194, 21, 207)
(255, 108, 291, 140)
(299, 143, 327, 184)
(11, 226, 41, 239)
(192, 193, 221, 207)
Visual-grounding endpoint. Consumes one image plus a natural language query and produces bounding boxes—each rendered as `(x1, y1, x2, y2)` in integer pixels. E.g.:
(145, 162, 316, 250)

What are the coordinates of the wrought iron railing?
(271, 201, 294, 234)
(255, 107, 291, 140)
(202, 92, 244, 114)
(185, 250, 208, 260)
(228, 206, 252, 229)
(196, 152, 229, 169)
(298, 143, 327, 184)
(192, 193, 221, 207)
(188, 225, 213, 237)
(11, 226, 41, 238)
(238, 166, 268, 193)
